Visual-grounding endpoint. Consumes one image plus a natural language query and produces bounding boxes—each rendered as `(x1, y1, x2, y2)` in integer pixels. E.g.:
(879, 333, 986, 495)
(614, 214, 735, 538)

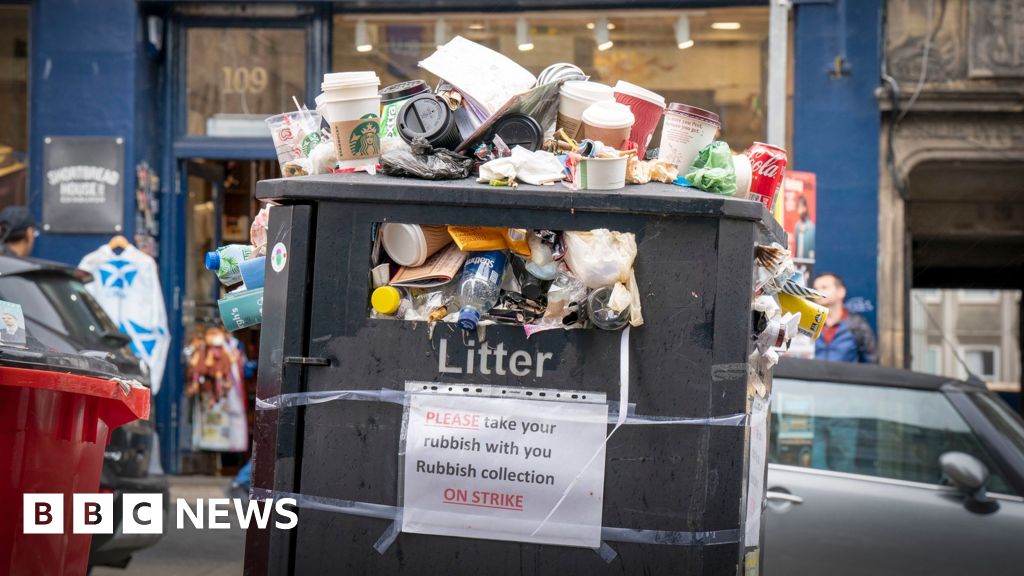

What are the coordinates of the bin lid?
(255, 173, 786, 242)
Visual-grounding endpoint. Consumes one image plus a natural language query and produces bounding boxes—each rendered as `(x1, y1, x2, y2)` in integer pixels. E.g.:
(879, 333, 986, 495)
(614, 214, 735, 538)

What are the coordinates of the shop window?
(186, 28, 306, 137)
(332, 8, 769, 151)
(0, 6, 29, 206)
(957, 289, 1000, 304)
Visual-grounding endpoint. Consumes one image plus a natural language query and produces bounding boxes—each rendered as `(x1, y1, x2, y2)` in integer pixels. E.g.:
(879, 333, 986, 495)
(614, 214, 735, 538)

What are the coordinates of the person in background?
(0, 206, 37, 257)
(813, 272, 877, 363)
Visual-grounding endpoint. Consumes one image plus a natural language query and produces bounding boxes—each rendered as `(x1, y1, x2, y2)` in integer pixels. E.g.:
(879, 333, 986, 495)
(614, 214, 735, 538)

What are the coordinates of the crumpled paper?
(478, 146, 565, 186)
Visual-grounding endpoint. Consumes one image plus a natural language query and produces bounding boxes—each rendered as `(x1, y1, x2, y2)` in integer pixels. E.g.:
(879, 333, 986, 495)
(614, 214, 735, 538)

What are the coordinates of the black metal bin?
(244, 173, 784, 575)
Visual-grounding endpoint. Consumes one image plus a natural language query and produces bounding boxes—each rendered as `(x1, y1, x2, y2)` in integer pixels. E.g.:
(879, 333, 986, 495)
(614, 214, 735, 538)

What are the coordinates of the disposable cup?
(319, 71, 382, 169)
(575, 156, 628, 191)
(581, 101, 635, 150)
(778, 292, 829, 340)
(657, 103, 720, 171)
(557, 81, 614, 140)
(381, 223, 452, 267)
(613, 80, 666, 159)
(265, 111, 323, 171)
(733, 153, 752, 199)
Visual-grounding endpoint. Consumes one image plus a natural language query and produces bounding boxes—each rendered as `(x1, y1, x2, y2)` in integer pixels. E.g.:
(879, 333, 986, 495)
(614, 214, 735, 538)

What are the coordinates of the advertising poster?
(779, 171, 817, 357)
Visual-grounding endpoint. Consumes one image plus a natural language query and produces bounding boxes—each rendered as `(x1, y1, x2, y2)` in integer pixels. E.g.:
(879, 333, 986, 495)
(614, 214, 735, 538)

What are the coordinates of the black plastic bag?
(380, 137, 474, 180)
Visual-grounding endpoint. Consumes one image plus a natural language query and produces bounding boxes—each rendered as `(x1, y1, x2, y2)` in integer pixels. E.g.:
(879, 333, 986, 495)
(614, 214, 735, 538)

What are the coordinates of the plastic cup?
(265, 111, 323, 171)
(557, 81, 614, 140)
(381, 223, 452, 267)
(733, 153, 752, 199)
(657, 103, 720, 171)
(320, 71, 382, 170)
(613, 80, 666, 159)
(581, 101, 635, 150)
(575, 156, 628, 191)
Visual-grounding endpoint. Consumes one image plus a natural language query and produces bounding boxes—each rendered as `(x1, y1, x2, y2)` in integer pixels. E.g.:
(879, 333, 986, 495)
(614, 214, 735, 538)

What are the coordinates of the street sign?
(42, 136, 125, 234)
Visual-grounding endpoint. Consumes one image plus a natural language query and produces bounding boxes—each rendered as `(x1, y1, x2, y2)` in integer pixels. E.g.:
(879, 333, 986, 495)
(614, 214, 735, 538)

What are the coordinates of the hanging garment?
(185, 327, 249, 452)
(79, 244, 170, 394)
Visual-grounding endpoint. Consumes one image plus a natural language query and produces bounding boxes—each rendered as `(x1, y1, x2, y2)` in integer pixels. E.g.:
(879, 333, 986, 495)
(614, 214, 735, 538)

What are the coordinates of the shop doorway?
(178, 158, 279, 475)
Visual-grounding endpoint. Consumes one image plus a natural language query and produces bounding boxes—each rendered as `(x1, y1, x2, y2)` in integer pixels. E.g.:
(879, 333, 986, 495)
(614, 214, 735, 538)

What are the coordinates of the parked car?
(767, 358, 1024, 576)
(0, 254, 168, 570)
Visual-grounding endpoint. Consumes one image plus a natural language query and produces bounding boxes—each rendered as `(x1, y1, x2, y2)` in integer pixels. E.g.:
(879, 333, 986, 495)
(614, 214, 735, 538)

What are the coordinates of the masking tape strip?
(597, 541, 619, 563)
(373, 513, 403, 555)
(251, 487, 740, 551)
(711, 362, 748, 382)
(257, 387, 746, 427)
(530, 326, 631, 538)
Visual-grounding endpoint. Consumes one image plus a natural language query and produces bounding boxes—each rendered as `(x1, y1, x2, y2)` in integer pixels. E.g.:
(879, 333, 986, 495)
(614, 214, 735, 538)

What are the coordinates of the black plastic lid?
(380, 80, 430, 104)
(398, 94, 459, 148)
(491, 113, 543, 151)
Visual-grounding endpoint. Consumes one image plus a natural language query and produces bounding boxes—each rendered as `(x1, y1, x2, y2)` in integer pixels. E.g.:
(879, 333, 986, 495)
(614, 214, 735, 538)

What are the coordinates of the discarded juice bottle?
(456, 250, 507, 331)
(371, 286, 412, 318)
(510, 255, 547, 301)
(205, 244, 255, 286)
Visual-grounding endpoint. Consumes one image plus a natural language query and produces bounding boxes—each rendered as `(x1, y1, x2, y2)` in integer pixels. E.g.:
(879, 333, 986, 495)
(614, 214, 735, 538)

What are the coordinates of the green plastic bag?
(685, 141, 737, 196)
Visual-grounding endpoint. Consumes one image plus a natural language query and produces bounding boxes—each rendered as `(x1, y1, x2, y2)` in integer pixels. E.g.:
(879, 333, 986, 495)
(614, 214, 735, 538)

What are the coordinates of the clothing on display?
(78, 237, 170, 394)
(185, 326, 249, 452)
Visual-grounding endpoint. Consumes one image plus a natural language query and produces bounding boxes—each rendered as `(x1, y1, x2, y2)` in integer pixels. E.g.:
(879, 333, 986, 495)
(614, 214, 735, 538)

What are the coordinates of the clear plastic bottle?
(456, 250, 507, 331)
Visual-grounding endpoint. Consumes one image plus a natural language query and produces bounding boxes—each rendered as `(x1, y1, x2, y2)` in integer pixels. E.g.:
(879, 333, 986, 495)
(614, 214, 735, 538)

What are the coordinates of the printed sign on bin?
(401, 393, 608, 548)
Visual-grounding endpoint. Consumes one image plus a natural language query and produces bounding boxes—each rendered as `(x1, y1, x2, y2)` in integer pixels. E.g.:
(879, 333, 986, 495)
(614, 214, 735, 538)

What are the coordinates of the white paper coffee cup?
(320, 71, 382, 170)
(557, 81, 614, 140)
(381, 224, 452, 267)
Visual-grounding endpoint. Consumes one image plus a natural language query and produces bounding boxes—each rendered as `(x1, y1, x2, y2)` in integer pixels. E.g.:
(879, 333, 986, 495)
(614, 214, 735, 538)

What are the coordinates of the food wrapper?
(447, 226, 531, 256)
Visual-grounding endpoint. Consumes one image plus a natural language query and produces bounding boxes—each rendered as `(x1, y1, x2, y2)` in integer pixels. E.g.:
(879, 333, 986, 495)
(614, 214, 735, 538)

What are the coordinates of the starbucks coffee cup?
(613, 80, 666, 159)
(557, 81, 614, 140)
(581, 101, 635, 150)
(381, 223, 453, 267)
(320, 71, 382, 170)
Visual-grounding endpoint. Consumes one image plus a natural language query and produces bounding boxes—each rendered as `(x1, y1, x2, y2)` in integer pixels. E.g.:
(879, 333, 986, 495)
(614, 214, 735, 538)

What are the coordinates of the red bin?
(0, 364, 150, 576)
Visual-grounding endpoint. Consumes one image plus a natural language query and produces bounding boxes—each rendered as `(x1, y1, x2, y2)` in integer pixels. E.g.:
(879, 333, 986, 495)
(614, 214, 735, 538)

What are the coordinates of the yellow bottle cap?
(371, 286, 402, 315)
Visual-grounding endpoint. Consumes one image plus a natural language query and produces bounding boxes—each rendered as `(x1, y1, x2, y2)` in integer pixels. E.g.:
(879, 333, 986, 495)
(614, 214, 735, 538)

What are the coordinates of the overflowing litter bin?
(245, 173, 784, 575)
(0, 351, 150, 576)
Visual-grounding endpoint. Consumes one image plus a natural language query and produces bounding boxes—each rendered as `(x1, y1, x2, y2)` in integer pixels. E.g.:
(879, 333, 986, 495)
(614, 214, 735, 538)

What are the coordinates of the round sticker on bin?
(271, 242, 288, 273)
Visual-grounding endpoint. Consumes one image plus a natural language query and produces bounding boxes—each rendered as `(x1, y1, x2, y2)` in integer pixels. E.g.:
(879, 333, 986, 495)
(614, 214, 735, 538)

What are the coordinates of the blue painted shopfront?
(21, 0, 882, 472)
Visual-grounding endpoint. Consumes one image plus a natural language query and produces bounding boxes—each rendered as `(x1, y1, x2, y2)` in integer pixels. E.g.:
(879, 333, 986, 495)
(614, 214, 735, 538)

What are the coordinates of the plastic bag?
(562, 229, 638, 289)
(685, 141, 737, 196)
(381, 137, 474, 180)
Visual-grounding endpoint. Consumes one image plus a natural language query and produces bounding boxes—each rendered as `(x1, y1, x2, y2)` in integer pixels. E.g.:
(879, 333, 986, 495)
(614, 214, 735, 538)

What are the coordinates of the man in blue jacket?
(812, 272, 877, 363)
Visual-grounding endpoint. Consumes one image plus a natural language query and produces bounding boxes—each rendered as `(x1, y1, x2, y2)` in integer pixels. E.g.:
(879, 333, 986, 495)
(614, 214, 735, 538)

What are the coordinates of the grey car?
(766, 358, 1024, 576)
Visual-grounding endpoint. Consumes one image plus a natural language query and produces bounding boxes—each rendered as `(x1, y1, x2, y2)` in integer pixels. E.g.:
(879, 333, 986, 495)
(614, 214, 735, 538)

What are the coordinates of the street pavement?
(92, 476, 245, 576)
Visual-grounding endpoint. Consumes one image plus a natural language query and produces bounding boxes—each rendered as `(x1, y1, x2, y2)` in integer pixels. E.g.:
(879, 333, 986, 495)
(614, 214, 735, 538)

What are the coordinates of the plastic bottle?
(510, 255, 547, 301)
(205, 244, 255, 286)
(456, 251, 507, 331)
(371, 286, 412, 318)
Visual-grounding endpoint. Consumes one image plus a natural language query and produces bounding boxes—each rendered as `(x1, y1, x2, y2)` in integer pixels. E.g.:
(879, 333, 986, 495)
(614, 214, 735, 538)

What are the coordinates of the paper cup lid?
(666, 102, 720, 127)
(380, 80, 430, 103)
(322, 71, 380, 91)
(581, 100, 635, 129)
(381, 223, 426, 266)
(560, 81, 614, 103)
(613, 80, 666, 108)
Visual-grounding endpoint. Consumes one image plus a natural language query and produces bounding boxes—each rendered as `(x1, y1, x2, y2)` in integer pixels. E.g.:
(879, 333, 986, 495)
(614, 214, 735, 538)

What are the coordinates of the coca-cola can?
(745, 142, 788, 211)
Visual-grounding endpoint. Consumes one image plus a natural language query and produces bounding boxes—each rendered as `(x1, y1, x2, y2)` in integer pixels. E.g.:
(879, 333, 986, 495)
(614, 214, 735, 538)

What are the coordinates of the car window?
(0, 271, 121, 352)
(770, 378, 1015, 494)
(969, 392, 1024, 463)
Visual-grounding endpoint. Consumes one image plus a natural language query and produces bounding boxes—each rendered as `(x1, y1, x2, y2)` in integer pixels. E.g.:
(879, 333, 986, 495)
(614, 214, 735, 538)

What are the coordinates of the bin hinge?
(284, 356, 331, 367)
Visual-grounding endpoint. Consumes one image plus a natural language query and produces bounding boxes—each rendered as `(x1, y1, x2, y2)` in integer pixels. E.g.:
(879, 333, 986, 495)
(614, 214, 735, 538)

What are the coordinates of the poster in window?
(42, 136, 125, 234)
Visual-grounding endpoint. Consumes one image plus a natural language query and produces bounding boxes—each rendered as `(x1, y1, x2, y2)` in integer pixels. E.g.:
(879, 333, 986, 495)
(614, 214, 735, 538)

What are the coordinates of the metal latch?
(284, 356, 330, 366)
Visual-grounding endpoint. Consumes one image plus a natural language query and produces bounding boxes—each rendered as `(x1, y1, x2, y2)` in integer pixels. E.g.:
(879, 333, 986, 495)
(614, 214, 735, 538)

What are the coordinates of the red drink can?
(746, 142, 788, 211)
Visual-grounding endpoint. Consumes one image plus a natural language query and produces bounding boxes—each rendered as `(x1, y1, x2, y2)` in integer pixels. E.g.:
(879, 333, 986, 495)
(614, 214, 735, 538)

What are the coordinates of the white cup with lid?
(381, 224, 452, 267)
(580, 101, 635, 149)
(319, 71, 382, 170)
(557, 81, 614, 139)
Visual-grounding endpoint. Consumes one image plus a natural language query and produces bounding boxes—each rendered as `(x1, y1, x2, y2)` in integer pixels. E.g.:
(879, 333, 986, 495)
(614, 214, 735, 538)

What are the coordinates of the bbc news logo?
(23, 494, 297, 534)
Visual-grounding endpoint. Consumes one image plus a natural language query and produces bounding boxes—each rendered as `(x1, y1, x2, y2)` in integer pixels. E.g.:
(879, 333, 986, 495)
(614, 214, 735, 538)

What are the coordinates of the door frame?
(157, 6, 330, 473)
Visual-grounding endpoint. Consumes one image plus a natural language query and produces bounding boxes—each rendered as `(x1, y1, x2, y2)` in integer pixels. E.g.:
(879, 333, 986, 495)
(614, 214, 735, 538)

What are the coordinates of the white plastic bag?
(562, 229, 637, 289)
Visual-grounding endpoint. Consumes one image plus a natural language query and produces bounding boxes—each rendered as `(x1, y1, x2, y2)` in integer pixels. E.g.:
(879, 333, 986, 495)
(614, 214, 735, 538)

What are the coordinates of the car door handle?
(766, 491, 804, 504)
